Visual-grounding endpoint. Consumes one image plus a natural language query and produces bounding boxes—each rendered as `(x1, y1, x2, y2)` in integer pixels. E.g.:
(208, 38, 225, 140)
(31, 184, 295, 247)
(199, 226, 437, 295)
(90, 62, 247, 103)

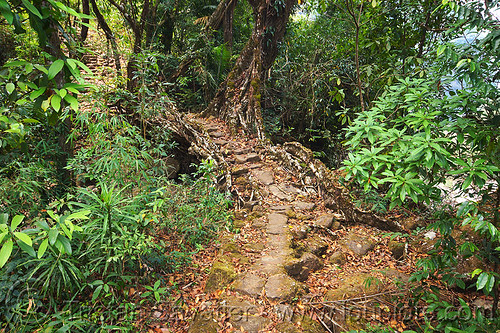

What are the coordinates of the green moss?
(205, 257, 236, 292)
(293, 315, 325, 332)
(188, 313, 218, 333)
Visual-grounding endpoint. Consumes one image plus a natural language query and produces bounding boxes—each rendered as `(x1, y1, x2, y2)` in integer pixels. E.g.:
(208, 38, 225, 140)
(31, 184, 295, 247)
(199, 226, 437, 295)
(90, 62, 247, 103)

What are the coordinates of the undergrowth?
(0, 91, 232, 331)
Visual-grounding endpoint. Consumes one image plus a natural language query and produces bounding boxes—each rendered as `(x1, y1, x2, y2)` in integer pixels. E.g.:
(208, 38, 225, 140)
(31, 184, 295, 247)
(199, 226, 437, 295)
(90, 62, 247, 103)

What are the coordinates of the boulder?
(325, 273, 382, 301)
(343, 232, 376, 257)
(284, 252, 323, 281)
(305, 235, 329, 257)
(205, 257, 237, 292)
(315, 213, 335, 229)
(328, 251, 346, 266)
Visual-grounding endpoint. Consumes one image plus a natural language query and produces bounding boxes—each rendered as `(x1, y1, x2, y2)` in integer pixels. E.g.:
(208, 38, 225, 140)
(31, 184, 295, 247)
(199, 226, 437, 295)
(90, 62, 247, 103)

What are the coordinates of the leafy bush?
(342, 0, 500, 329)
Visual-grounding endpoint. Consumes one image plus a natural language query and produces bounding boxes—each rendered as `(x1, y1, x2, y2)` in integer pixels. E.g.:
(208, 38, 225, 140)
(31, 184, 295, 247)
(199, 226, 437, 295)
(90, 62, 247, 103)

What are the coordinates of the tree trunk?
(80, 0, 90, 42)
(205, 0, 296, 139)
(223, 0, 237, 50)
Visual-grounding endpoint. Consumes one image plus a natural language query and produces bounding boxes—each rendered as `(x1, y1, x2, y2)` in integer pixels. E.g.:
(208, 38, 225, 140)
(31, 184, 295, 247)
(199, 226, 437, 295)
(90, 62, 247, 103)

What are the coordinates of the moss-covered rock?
(325, 273, 382, 301)
(205, 257, 237, 292)
(276, 322, 300, 333)
(294, 315, 326, 332)
(188, 313, 218, 333)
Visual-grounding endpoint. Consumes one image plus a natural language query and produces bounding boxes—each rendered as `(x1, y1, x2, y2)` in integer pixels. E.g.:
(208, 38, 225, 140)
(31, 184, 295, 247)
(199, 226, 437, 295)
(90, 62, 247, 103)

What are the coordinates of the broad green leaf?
(38, 238, 48, 258)
(437, 44, 446, 57)
(17, 240, 35, 257)
(21, 0, 42, 19)
(48, 228, 58, 245)
(30, 87, 46, 100)
(47, 59, 64, 80)
(47, 210, 59, 222)
(92, 285, 103, 302)
(11, 215, 24, 231)
(41, 99, 50, 111)
(0, 231, 7, 244)
(14, 232, 31, 246)
(66, 210, 90, 221)
(50, 94, 61, 111)
(476, 272, 488, 290)
(5, 82, 15, 94)
(58, 235, 72, 255)
(0, 0, 14, 24)
(64, 94, 78, 111)
(485, 275, 495, 293)
(58, 88, 67, 99)
(34, 64, 48, 74)
(0, 239, 13, 268)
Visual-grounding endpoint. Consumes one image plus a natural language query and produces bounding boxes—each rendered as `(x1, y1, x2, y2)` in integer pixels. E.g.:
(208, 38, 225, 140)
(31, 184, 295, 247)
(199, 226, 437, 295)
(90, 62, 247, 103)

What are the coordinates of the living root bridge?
(157, 106, 403, 232)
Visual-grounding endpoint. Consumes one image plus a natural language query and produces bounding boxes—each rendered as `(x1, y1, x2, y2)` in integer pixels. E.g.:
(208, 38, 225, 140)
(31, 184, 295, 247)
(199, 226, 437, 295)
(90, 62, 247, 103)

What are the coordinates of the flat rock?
(269, 185, 292, 201)
(223, 296, 271, 332)
(233, 272, 266, 297)
(284, 252, 323, 281)
(188, 313, 218, 333)
(343, 232, 376, 257)
(235, 153, 260, 164)
(252, 170, 274, 185)
(244, 242, 265, 253)
(205, 257, 237, 292)
(231, 166, 249, 175)
(213, 139, 230, 145)
(232, 147, 252, 155)
(293, 201, 315, 211)
(270, 205, 292, 212)
(265, 273, 305, 301)
(253, 255, 285, 275)
(268, 213, 288, 235)
(280, 184, 302, 194)
(325, 273, 381, 301)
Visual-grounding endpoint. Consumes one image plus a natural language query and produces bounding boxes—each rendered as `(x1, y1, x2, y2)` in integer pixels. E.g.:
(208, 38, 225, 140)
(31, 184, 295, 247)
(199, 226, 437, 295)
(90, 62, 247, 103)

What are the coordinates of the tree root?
(269, 142, 403, 231)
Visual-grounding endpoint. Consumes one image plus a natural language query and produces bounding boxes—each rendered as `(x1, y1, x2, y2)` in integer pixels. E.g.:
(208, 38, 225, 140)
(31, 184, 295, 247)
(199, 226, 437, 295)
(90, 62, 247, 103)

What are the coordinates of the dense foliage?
(0, 0, 499, 330)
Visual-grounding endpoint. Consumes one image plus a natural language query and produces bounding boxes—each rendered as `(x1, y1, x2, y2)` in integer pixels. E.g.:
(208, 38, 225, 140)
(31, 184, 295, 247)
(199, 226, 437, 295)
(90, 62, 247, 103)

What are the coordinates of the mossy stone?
(188, 313, 218, 333)
(205, 257, 236, 292)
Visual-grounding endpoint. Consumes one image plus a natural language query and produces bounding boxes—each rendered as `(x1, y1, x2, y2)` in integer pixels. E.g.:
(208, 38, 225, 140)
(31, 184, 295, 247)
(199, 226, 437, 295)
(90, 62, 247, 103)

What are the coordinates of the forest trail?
(167, 114, 415, 333)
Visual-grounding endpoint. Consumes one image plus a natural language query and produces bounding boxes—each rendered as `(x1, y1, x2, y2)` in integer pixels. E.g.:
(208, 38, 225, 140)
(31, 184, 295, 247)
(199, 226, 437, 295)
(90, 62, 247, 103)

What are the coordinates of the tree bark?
(80, 0, 90, 42)
(223, 0, 237, 50)
(205, 0, 296, 139)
